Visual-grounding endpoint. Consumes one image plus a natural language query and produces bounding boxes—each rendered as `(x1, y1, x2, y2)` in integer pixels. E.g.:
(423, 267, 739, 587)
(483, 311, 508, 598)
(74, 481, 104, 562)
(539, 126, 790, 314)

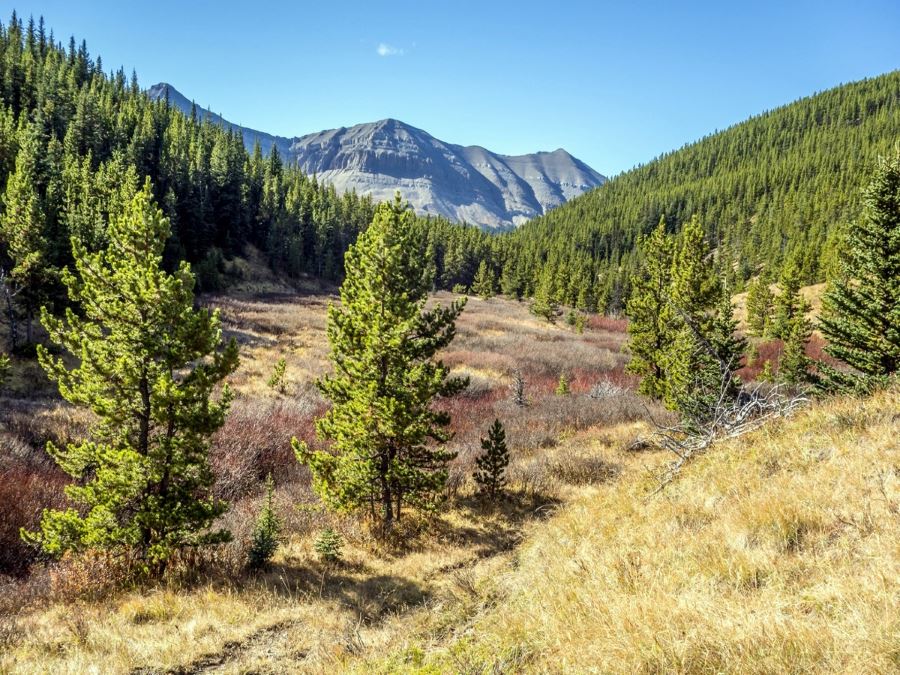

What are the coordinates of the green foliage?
(293, 196, 468, 535)
(452, 283, 468, 295)
(555, 373, 570, 396)
(267, 357, 287, 394)
(471, 259, 496, 299)
(819, 150, 900, 392)
(25, 183, 239, 566)
(502, 72, 900, 312)
(248, 474, 282, 569)
(626, 217, 674, 399)
(746, 275, 774, 337)
(772, 263, 810, 340)
(0, 121, 55, 345)
(710, 280, 748, 377)
(474, 419, 509, 502)
(780, 311, 814, 386)
(0, 350, 9, 386)
(314, 527, 343, 563)
(660, 217, 720, 415)
(574, 313, 586, 334)
(531, 268, 558, 322)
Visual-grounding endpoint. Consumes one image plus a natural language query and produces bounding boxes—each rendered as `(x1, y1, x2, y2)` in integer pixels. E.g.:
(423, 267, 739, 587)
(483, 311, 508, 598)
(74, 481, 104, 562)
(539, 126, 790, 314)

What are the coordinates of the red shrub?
(211, 397, 323, 500)
(587, 315, 629, 333)
(0, 461, 68, 576)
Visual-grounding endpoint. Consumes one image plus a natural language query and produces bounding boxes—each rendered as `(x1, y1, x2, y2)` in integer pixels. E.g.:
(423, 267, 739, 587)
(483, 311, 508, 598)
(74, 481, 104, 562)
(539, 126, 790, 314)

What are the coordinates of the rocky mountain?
(147, 83, 605, 229)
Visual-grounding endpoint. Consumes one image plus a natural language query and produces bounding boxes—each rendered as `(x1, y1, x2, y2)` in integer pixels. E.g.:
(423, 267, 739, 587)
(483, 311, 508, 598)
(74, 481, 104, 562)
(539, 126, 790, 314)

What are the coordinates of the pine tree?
(474, 419, 508, 502)
(267, 357, 287, 394)
(531, 266, 558, 322)
(625, 217, 674, 399)
(499, 260, 523, 300)
(293, 196, 468, 535)
(0, 125, 52, 346)
(819, 151, 900, 391)
(772, 263, 810, 340)
(710, 279, 747, 375)
(314, 527, 343, 563)
(24, 183, 239, 566)
(745, 274, 774, 337)
(471, 259, 496, 299)
(780, 311, 813, 385)
(555, 373, 570, 396)
(661, 216, 720, 418)
(248, 474, 282, 569)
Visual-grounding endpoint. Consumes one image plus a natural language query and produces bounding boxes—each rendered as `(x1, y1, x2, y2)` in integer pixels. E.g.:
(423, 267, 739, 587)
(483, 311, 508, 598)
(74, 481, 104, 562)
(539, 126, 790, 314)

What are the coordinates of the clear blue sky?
(8, 1, 900, 175)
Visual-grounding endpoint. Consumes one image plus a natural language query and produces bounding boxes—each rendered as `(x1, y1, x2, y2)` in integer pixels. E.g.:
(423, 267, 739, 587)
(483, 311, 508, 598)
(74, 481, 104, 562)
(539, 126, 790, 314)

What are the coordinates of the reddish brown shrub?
(0, 460, 68, 576)
(211, 396, 323, 501)
(588, 315, 629, 333)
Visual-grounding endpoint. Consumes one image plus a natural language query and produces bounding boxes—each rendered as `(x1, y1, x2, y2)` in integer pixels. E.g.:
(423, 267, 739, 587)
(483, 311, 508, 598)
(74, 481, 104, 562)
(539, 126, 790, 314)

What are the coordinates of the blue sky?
(8, 1, 900, 175)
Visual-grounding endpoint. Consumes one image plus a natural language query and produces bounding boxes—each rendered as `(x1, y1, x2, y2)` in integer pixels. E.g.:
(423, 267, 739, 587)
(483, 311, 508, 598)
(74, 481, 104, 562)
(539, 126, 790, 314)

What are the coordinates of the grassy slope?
(356, 388, 900, 674)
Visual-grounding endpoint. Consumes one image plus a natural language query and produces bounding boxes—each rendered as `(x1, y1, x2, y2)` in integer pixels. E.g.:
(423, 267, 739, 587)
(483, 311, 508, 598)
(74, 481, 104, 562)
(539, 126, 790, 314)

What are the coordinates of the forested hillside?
(495, 71, 900, 312)
(0, 11, 379, 350)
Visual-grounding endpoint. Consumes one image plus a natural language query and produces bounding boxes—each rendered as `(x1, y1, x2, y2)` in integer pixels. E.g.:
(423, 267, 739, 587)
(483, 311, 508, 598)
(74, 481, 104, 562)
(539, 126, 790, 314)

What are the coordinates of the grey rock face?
(148, 83, 605, 229)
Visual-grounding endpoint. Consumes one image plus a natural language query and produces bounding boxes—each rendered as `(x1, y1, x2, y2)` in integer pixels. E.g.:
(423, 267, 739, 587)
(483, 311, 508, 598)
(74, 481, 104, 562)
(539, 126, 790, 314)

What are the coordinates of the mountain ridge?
(147, 82, 605, 229)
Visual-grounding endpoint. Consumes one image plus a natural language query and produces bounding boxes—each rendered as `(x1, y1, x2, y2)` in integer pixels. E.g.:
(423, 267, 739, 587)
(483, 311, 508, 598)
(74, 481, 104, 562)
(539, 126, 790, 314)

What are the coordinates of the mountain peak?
(146, 85, 606, 229)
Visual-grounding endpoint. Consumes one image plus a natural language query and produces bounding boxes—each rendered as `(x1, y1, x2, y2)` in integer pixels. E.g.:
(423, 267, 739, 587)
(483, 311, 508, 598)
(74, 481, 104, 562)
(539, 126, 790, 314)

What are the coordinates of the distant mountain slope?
(503, 70, 900, 310)
(147, 83, 605, 229)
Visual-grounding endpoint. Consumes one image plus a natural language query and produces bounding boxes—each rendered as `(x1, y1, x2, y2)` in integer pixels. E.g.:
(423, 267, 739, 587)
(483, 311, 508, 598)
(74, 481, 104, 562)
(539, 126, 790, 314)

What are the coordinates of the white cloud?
(376, 42, 404, 57)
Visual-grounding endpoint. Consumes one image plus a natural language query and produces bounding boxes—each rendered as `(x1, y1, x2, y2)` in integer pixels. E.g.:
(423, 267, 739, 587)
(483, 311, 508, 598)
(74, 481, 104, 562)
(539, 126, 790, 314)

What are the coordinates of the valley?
(0, 8, 898, 674)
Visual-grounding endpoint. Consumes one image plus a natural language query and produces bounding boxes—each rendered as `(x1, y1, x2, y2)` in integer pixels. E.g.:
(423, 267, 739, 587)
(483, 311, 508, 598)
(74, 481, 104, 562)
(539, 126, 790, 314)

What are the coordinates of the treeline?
(0, 11, 378, 350)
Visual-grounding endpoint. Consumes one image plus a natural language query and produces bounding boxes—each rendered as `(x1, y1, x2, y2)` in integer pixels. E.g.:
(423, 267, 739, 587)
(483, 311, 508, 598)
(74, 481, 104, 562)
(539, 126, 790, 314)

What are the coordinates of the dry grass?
(3, 286, 893, 674)
(355, 387, 900, 674)
(0, 290, 644, 673)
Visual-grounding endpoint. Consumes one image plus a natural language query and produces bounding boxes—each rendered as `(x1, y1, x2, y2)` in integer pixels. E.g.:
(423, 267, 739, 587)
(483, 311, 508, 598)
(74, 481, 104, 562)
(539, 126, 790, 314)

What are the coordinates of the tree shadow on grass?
(251, 558, 430, 624)
(431, 490, 563, 562)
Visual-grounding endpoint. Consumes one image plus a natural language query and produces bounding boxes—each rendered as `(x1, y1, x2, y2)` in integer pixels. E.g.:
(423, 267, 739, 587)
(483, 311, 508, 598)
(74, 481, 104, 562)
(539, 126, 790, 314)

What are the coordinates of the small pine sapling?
(556, 372, 570, 396)
(474, 419, 509, 502)
(248, 474, 282, 569)
(267, 357, 287, 394)
(314, 527, 344, 563)
(510, 369, 527, 407)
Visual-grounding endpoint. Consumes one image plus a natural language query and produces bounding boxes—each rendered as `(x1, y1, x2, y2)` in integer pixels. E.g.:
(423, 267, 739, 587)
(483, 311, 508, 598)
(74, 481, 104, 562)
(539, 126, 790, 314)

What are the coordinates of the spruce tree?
(0, 125, 52, 346)
(745, 274, 774, 337)
(772, 263, 810, 340)
(625, 217, 674, 399)
(661, 216, 720, 418)
(25, 183, 239, 566)
(471, 259, 496, 299)
(819, 152, 900, 390)
(293, 195, 467, 535)
(531, 267, 558, 322)
(474, 419, 508, 502)
(248, 474, 282, 569)
(780, 310, 813, 386)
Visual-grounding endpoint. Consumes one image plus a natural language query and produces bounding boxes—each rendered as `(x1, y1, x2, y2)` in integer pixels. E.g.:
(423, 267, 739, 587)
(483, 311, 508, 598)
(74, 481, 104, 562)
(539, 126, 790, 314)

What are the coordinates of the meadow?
(0, 288, 655, 673)
(1, 284, 894, 674)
